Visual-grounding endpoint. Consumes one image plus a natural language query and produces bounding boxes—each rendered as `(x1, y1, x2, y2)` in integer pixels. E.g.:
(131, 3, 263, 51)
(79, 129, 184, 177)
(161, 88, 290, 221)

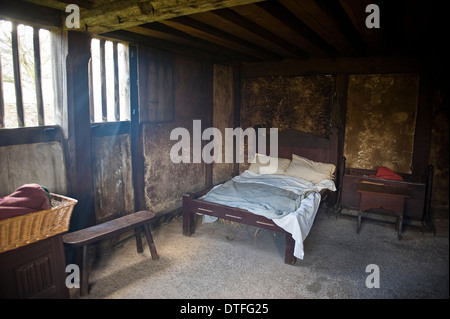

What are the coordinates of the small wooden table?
(357, 182, 410, 240)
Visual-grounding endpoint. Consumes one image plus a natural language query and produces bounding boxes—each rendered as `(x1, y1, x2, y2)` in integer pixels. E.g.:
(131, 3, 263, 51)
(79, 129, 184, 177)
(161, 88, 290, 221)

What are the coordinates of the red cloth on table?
(369, 166, 403, 181)
(0, 184, 51, 221)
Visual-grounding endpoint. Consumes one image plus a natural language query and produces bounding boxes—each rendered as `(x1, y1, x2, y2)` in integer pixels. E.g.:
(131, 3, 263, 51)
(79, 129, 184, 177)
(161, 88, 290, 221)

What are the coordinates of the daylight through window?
(90, 38, 130, 123)
(0, 20, 55, 128)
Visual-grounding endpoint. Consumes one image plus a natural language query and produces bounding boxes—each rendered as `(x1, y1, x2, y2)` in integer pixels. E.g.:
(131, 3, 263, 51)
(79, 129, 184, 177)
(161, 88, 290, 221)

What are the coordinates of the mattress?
(200, 170, 336, 259)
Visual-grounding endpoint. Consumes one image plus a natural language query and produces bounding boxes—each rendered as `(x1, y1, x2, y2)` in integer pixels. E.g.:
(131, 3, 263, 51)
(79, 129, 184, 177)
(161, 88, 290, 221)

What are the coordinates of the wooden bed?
(182, 127, 342, 265)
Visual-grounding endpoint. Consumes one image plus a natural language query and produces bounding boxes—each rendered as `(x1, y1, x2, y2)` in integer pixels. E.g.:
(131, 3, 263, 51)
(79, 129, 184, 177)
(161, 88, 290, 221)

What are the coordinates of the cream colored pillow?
(248, 154, 291, 175)
(285, 154, 336, 183)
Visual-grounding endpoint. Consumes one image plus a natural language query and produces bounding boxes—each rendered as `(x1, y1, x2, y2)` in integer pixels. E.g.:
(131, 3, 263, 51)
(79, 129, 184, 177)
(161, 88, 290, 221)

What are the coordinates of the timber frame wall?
(0, 5, 447, 231)
(241, 56, 433, 183)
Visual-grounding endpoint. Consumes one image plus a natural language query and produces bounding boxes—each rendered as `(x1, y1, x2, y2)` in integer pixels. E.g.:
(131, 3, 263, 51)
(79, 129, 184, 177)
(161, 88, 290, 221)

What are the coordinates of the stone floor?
(74, 207, 448, 300)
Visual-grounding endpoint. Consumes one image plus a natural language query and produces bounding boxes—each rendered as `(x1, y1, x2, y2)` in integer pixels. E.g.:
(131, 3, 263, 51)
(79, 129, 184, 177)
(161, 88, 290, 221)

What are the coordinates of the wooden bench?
(63, 211, 159, 296)
(357, 182, 410, 239)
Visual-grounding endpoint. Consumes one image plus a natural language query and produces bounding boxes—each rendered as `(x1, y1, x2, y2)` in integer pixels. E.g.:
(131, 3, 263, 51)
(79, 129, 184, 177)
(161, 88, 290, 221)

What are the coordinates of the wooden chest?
(0, 234, 69, 299)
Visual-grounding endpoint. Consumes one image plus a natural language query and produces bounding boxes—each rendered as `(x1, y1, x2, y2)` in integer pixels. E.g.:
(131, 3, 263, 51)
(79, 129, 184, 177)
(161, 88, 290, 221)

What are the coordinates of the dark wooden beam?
(0, 0, 61, 30)
(312, 0, 367, 56)
(277, 0, 351, 57)
(242, 56, 422, 77)
(332, 73, 348, 163)
(377, 0, 405, 55)
(232, 64, 241, 177)
(102, 29, 254, 65)
(23, 0, 94, 10)
(126, 22, 258, 63)
(230, 3, 322, 57)
(411, 73, 433, 183)
(205, 8, 309, 60)
(0, 125, 62, 146)
(162, 16, 282, 61)
(91, 121, 130, 138)
(339, 0, 387, 55)
(257, 1, 338, 58)
(78, 0, 266, 34)
(65, 31, 96, 231)
(129, 44, 145, 212)
(203, 61, 213, 189)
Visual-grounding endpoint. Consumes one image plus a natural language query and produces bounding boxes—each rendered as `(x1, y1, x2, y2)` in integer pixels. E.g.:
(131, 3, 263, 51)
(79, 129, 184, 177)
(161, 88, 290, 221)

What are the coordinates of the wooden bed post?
(284, 234, 296, 265)
(182, 193, 196, 236)
(326, 127, 340, 208)
(329, 127, 339, 170)
(335, 156, 346, 213)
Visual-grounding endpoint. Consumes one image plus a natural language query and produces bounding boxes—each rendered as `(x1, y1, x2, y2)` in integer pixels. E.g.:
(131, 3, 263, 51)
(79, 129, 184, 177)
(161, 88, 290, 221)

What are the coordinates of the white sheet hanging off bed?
(200, 170, 336, 260)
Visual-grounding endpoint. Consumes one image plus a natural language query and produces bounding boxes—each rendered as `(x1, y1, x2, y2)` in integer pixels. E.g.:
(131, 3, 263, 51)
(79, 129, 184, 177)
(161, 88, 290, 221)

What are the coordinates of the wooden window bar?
(99, 39, 107, 122)
(0, 51, 4, 128)
(33, 27, 44, 126)
(88, 55, 95, 123)
(113, 41, 120, 122)
(11, 22, 24, 127)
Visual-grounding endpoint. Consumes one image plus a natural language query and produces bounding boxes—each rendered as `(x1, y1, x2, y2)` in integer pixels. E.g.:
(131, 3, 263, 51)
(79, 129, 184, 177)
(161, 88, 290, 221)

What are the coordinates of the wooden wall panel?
(138, 46, 173, 123)
(141, 54, 212, 213)
(91, 134, 134, 223)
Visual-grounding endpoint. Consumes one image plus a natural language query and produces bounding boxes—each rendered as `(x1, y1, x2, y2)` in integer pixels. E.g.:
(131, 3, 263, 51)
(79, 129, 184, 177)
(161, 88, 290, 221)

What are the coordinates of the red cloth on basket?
(0, 184, 52, 221)
(369, 166, 403, 181)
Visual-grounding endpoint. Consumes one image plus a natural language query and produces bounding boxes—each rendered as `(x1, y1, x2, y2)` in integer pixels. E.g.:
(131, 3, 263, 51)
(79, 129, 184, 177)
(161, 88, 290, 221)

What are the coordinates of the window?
(0, 22, 131, 128)
(0, 20, 55, 128)
(90, 38, 130, 123)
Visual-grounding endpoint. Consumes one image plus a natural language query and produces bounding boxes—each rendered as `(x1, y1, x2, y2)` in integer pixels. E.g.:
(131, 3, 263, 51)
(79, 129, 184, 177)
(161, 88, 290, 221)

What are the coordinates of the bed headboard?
(255, 126, 342, 208)
(255, 126, 339, 169)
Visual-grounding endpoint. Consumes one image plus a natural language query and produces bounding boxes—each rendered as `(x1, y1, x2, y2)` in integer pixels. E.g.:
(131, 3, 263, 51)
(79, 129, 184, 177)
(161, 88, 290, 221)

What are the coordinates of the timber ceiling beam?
(76, 0, 267, 35)
(312, 0, 367, 56)
(125, 23, 260, 62)
(257, 1, 339, 58)
(160, 16, 281, 61)
(102, 29, 253, 64)
(0, 0, 62, 29)
(209, 8, 310, 60)
(338, 0, 387, 55)
(23, 0, 94, 10)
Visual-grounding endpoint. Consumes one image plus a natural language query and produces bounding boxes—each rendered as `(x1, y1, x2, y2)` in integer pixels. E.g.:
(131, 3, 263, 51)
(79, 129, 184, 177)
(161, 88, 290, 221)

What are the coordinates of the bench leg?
(397, 215, 403, 240)
(80, 245, 89, 297)
(143, 224, 159, 260)
(135, 226, 144, 253)
(357, 210, 362, 234)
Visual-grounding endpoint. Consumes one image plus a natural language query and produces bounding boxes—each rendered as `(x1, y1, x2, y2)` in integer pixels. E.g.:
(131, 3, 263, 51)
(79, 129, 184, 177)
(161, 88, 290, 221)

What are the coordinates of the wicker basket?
(0, 193, 77, 253)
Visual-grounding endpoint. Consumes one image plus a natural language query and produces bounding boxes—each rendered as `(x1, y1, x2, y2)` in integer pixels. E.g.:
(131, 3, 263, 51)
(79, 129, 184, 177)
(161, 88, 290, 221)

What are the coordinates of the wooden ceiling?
(1, 0, 444, 64)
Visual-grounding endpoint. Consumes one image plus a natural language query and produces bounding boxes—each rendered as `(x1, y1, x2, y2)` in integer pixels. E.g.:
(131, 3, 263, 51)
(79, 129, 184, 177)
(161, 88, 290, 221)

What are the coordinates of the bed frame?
(182, 127, 342, 265)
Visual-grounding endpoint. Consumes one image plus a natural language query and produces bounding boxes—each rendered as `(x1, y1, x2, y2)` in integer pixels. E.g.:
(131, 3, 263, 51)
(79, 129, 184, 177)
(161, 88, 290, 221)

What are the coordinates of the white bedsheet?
(201, 170, 336, 259)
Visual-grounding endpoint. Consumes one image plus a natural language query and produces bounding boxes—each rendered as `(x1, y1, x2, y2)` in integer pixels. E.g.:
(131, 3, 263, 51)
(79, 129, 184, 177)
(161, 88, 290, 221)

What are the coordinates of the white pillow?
(248, 154, 291, 175)
(285, 154, 336, 183)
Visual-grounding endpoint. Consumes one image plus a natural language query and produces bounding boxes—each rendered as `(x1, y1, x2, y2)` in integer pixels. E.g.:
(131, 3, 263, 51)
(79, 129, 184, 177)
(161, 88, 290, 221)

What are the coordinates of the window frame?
(0, 20, 56, 129)
(89, 37, 130, 125)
